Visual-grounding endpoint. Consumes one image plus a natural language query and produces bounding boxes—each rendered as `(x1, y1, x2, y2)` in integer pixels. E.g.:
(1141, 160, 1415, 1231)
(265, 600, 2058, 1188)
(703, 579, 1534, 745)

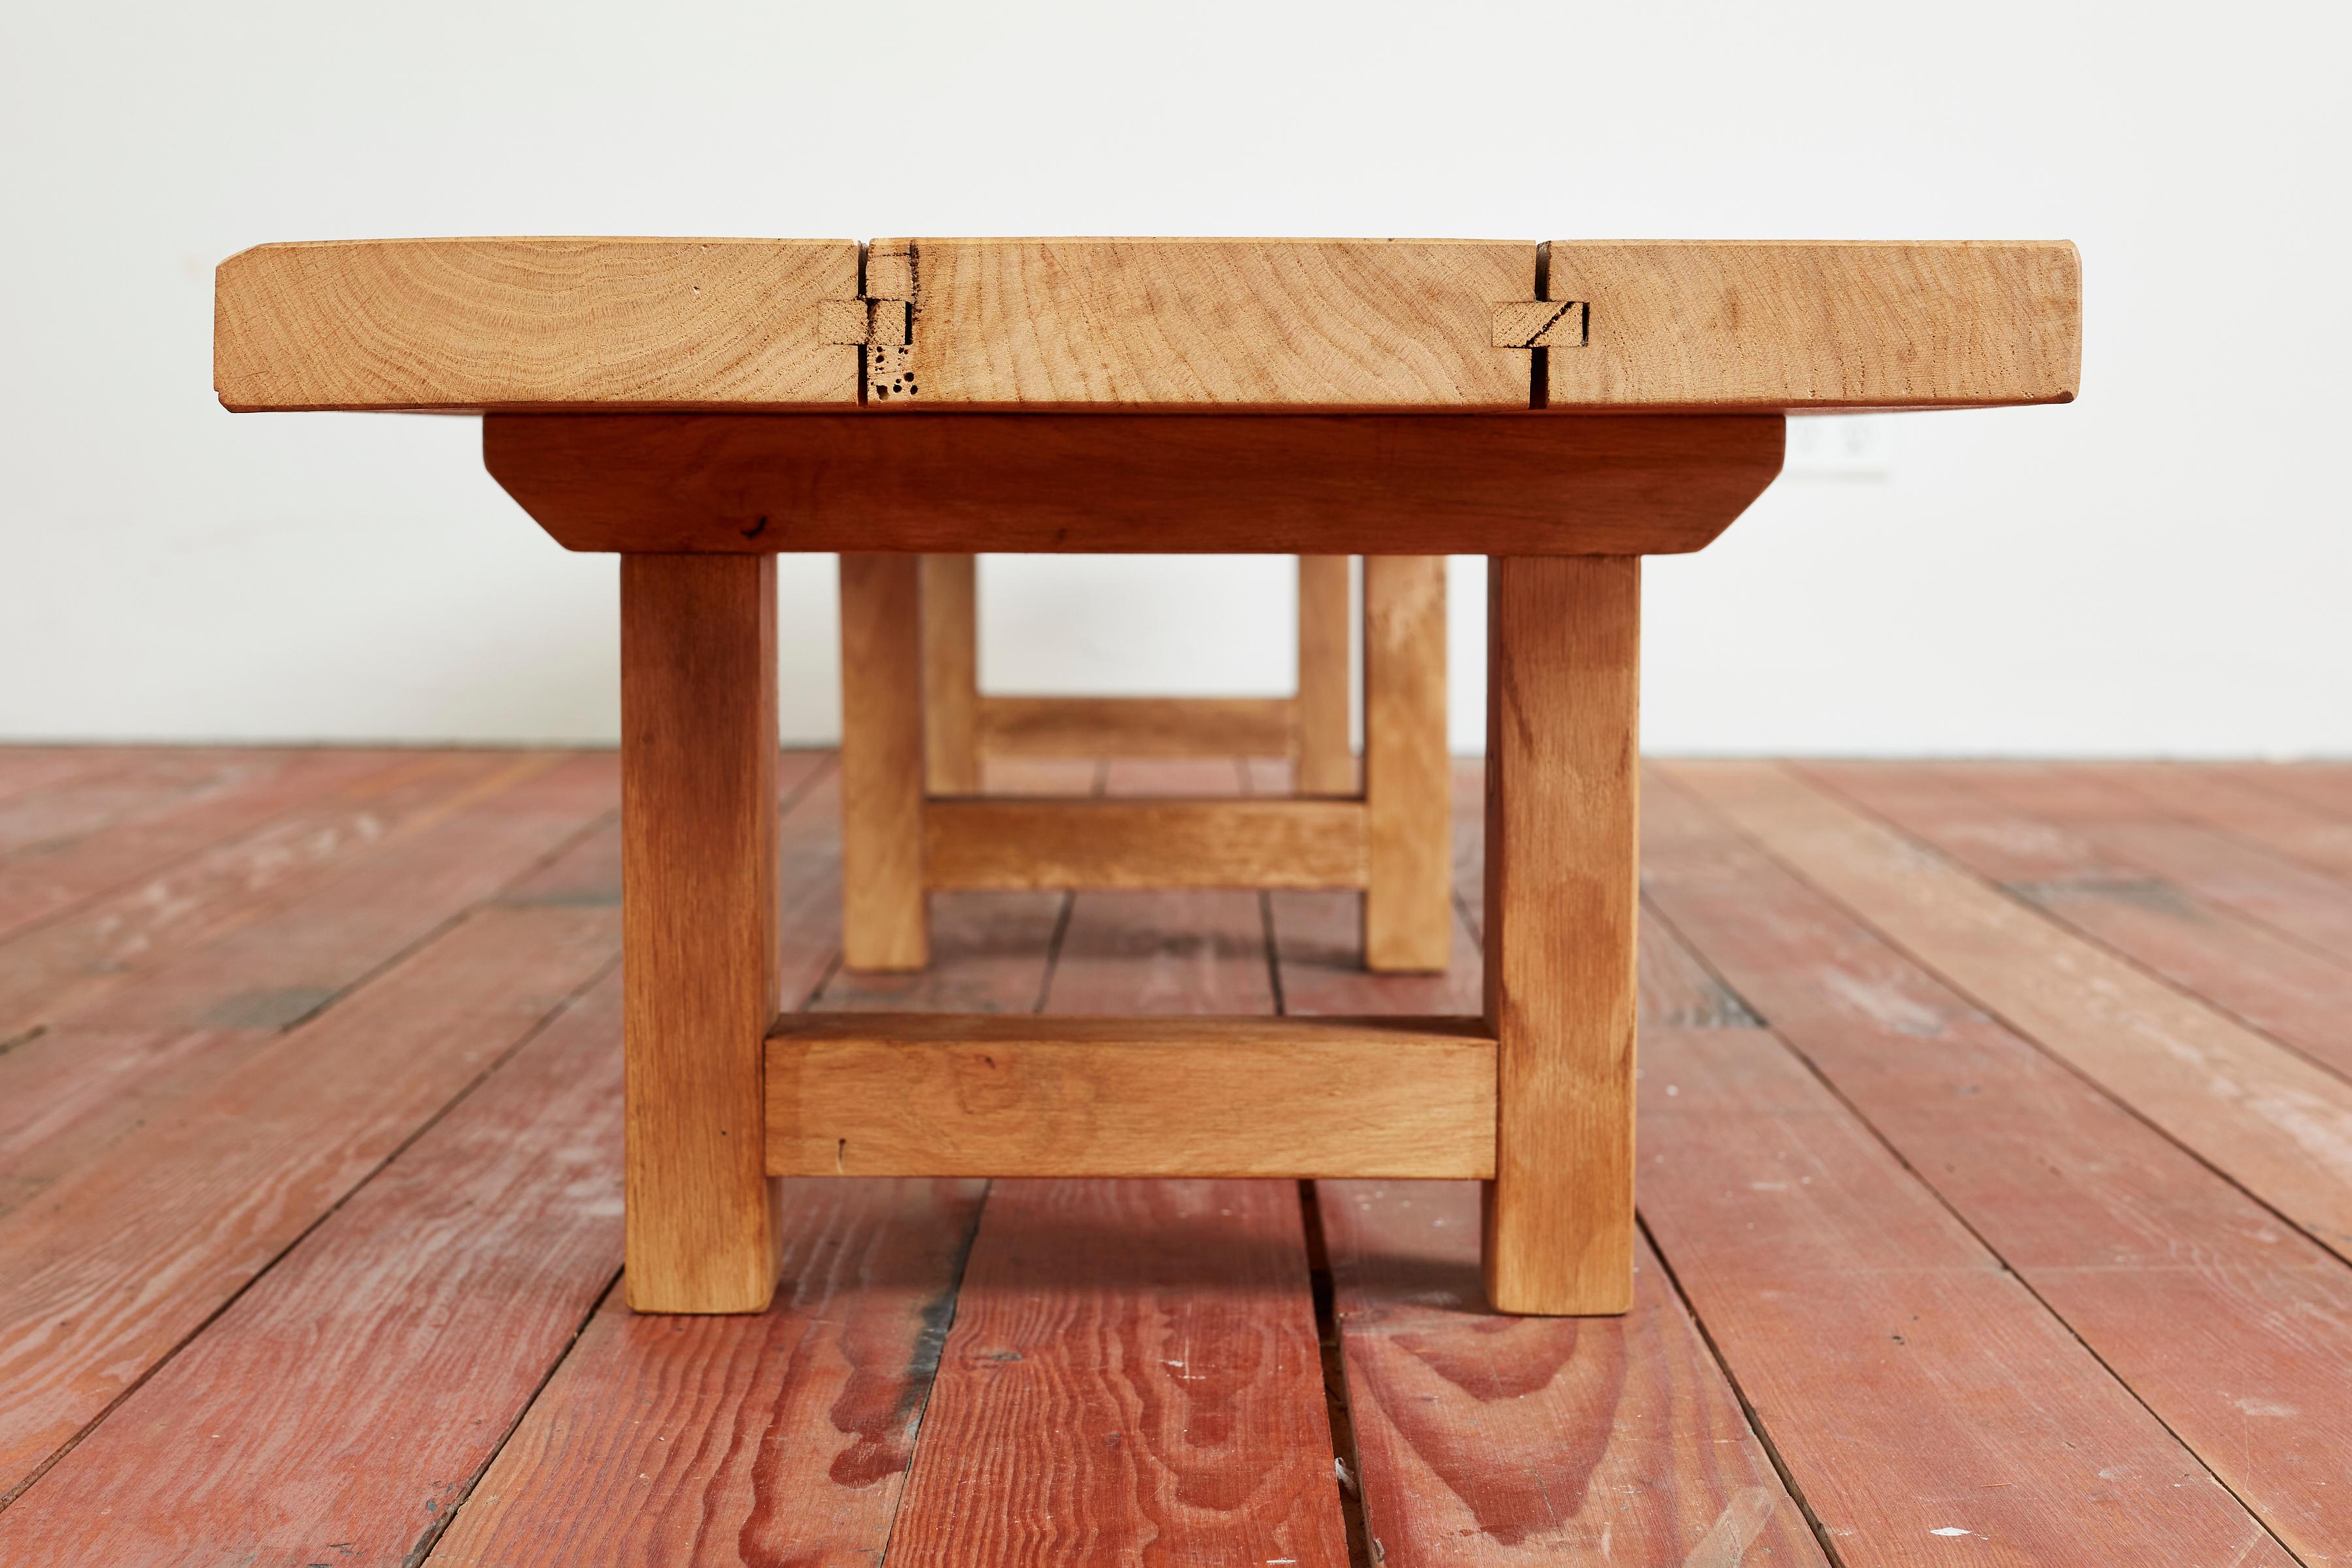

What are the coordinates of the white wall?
(3, 0, 2345, 755)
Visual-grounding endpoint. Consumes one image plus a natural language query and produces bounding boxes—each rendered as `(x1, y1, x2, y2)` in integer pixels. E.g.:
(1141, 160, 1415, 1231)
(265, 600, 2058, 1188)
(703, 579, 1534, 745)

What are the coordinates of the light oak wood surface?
(220, 237, 2078, 412)
(215, 238, 860, 412)
(1362, 556, 1451, 971)
(618, 556, 779, 1313)
(926, 797, 1369, 890)
(1543, 239, 2081, 410)
(483, 412, 1786, 556)
(764, 1013, 1497, 1178)
(1294, 555, 1354, 794)
(838, 554, 928, 970)
(919, 555, 981, 794)
(868, 237, 1534, 408)
(1482, 557, 1641, 1315)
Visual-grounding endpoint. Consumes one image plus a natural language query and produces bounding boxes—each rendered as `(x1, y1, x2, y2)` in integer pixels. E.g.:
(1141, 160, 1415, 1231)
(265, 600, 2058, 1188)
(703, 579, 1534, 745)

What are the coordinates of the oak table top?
(214, 237, 2081, 416)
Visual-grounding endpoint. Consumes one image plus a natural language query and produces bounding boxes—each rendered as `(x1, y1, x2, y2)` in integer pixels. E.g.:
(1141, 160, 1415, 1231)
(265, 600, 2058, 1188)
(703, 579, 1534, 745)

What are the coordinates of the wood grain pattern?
(483, 412, 1786, 557)
(883, 1179, 1351, 1567)
(922, 554, 983, 794)
(1446, 758, 1757, 1028)
(1667, 760, 2352, 1262)
(979, 695, 1298, 759)
(223, 237, 2078, 413)
(1639, 1025, 2295, 1565)
(0, 750, 568, 1037)
(1362, 555, 1451, 972)
(68, 755, 610, 1041)
(0, 743, 442, 940)
(431, 1176, 989, 1566)
(927, 797, 1370, 890)
(619, 555, 778, 1312)
(1969, 763, 2352, 967)
(1805, 761, 2352, 1081)
(0, 964, 624, 1563)
(1482, 557, 1640, 1315)
(1294, 555, 1355, 795)
(0, 904, 618, 1498)
(1321, 1183, 1821, 1567)
(1642, 770, 2352, 1560)
(872, 237, 1534, 408)
(0, 757, 615, 1221)
(766, 1014, 1497, 1179)
(838, 553, 929, 970)
(1543, 240, 2081, 410)
(215, 238, 860, 410)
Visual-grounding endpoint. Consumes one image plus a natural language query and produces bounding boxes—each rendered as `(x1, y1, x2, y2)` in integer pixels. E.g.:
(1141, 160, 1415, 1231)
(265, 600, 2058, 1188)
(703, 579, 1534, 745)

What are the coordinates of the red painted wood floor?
(1, 747, 2348, 1566)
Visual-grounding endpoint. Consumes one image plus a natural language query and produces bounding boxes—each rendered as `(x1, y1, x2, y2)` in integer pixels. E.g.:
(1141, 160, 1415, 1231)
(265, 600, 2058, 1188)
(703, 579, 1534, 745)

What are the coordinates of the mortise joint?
(819, 242, 921, 355)
(1492, 300, 1588, 350)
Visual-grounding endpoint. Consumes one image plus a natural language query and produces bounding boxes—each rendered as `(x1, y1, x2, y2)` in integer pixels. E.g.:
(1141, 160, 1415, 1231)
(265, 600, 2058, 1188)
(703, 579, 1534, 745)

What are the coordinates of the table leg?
(1482, 555, 1639, 1315)
(620, 555, 780, 1313)
(921, 554, 981, 795)
(1294, 555, 1353, 795)
(1363, 555, 1451, 972)
(840, 553, 929, 970)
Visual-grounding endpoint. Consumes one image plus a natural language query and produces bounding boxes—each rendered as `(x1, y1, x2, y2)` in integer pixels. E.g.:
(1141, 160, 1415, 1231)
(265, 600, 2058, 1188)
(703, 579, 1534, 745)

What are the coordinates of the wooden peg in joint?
(1492, 300, 1589, 350)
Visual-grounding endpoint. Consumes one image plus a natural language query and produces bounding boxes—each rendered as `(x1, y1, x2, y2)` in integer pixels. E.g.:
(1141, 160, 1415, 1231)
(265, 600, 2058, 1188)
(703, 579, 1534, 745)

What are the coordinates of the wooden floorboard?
(1644, 770, 2352, 1560)
(1637, 1024, 2295, 1566)
(2, 748, 2349, 1566)
(1665, 759, 2352, 1266)
(1805, 760, 2352, 1083)
(0, 966, 627, 1562)
(0, 901, 619, 1499)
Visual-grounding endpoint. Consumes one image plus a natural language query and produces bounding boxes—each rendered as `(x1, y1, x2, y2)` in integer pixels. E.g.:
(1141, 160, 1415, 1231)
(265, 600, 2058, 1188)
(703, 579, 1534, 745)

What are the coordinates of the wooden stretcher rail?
(925, 797, 1369, 890)
(978, 695, 1298, 758)
(483, 413, 1786, 557)
(764, 1014, 1499, 1178)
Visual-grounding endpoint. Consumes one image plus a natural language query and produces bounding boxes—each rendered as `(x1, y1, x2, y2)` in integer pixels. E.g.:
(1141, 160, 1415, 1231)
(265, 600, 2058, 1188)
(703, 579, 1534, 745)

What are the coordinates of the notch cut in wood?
(1493, 299, 1589, 350)
(818, 297, 911, 347)
(819, 240, 922, 353)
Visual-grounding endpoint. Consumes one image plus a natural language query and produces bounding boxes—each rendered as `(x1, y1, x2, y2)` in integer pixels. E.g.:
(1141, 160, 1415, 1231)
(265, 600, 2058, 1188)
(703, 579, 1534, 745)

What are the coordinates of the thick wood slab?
(483, 412, 1785, 556)
(220, 237, 2076, 412)
(870, 237, 1533, 408)
(764, 1013, 1497, 1178)
(216, 238, 860, 412)
(1544, 240, 2080, 410)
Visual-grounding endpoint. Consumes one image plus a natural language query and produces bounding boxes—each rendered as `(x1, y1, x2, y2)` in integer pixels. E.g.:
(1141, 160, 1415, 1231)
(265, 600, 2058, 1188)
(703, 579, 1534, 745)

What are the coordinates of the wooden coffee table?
(215, 236, 2080, 1317)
